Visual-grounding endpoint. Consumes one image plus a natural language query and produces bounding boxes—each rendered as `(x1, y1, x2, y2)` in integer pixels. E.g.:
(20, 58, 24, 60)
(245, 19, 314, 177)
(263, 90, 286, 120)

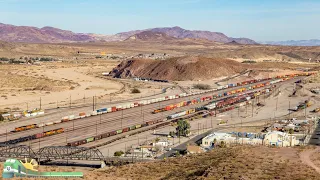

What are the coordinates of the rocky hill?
(0, 23, 94, 43)
(100, 146, 318, 180)
(0, 23, 257, 44)
(125, 31, 177, 41)
(116, 26, 257, 44)
(110, 56, 246, 81)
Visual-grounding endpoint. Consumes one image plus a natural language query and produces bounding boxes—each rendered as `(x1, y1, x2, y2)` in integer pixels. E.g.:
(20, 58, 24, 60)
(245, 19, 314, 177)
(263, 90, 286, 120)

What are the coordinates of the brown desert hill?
(125, 31, 177, 41)
(0, 23, 94, 43)
(110, 56, 246, 81)
(225, 40, 241, 45)
(100, 146, 319, 180)
(116, 26, 257, 44)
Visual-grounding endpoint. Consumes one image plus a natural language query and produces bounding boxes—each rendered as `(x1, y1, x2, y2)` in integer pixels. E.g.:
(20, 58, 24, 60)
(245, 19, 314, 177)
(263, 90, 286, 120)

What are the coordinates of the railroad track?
(0, 77, 306, 151)
(0, 77, 281, 137)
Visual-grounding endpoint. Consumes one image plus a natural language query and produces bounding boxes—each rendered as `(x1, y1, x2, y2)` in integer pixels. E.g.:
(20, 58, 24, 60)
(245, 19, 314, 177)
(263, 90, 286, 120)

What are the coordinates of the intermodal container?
(101, 108, 107, 113)
(107, 108, 112, 113)
(116, 129, 123, 134)
(37, 123, 45, 127)
(92, 111, 98, 116)
(86, 137, 95, 143)
(110, 131, 117, 136)
(62, 116, 69, 121)
(130, 126, 136, 130)
(79, 112, 86, 116)
(111, 107, 117, 112)
(123, 127, 129, 132)
(136, 124, 142, 129)
(68, 115, 75, 120)
(46, 122, 54, 126)
(146, 121, 154, 125)
(102, 132, 110, 138)
(35, 133, 44, 139)
(95, 135, 102, 140)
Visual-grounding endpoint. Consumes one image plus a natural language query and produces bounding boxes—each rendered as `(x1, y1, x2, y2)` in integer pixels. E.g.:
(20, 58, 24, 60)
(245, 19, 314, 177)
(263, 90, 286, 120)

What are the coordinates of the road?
(300, 147, 320, 174)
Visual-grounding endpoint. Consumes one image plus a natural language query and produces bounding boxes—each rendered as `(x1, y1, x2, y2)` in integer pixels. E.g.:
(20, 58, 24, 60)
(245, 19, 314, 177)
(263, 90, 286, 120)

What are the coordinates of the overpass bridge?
(0, 144, 149, 165)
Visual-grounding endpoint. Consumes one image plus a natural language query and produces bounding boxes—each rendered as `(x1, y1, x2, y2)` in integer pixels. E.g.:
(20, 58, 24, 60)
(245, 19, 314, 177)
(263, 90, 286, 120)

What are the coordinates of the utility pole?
(288, 101, 291, 118)
(93, 96, 95, 111)
(211, 114, 213, 129)
(96, 117, 98, 136)
(40, 97, 42, 109)
(121, 110, 123, 129)
(251, 99, 254, 117)
(69, 95, 71, 108)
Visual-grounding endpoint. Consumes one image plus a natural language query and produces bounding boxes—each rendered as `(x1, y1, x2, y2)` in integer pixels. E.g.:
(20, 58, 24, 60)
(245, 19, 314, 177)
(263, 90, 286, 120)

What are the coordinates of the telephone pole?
(40, 97, 42, 109)
(93, 96, 95, 111)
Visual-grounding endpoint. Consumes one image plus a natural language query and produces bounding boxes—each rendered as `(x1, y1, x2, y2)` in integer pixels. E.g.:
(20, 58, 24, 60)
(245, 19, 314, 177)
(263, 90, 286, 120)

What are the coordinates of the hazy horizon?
(0, 0, 319, 41)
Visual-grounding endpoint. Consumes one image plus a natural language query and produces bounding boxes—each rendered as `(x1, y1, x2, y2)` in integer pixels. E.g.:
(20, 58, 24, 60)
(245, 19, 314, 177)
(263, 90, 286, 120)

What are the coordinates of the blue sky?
(0, 0, 319, 41)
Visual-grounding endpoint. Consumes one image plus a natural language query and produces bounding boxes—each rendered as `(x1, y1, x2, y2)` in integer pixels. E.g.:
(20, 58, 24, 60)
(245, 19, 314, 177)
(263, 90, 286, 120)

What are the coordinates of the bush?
(131, 88, 141, 93)
(242, 60, 256, 63)
(39, 57, 54, 61)
(0, 57, 9, 61)
(114, 151, 124, 157)
(193, 84, 211, 90)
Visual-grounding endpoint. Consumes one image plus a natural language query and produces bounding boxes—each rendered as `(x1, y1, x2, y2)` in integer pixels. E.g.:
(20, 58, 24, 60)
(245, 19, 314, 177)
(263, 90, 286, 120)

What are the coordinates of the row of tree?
(0, 57, 56, 63)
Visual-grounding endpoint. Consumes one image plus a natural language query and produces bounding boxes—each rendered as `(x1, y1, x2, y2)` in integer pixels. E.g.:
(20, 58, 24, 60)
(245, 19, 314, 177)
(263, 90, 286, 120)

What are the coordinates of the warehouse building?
(202, 131, 298, 148)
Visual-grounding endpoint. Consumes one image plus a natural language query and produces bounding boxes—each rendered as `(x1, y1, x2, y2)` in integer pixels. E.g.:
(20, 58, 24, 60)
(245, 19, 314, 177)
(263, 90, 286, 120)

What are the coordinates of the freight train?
(11, 73, 313, 135)
(151, 77, 289, 114)
(0, 128, 64, 145)
(67, 87, 273, 147)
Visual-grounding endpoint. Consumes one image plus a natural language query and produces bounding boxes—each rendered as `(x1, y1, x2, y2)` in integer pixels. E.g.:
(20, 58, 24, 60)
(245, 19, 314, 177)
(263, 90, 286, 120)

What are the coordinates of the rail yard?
(0, 72, 317, 159)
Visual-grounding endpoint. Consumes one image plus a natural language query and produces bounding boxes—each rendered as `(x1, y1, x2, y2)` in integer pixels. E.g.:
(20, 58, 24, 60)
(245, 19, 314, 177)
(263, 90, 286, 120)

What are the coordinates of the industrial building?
(202, 131, 298, 148)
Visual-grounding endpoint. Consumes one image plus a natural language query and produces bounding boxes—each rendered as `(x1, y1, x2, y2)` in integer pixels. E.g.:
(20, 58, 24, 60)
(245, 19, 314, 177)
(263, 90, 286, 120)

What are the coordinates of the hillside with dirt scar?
(110, 56, 246, 81)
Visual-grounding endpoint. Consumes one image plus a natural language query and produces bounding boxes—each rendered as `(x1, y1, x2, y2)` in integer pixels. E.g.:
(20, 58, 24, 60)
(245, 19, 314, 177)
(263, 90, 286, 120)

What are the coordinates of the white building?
(264, 131, 298, 147)
(153, 141, 170, 147)
(202, 130, 299, 148)
(202, 133, 233, 148)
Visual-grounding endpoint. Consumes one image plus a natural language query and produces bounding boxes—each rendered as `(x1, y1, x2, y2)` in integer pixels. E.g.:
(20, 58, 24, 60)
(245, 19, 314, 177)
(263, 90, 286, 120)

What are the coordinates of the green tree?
(220, 141, 226, 148)
(175, 151, 180, 157)
(114, 151, 124, 157)
(131, 88, 141, 93)
(176, 120, 191, 137)
(288, 128, 294, 135)
(155, 137, 160, 143)
(169, 131, 175, 137)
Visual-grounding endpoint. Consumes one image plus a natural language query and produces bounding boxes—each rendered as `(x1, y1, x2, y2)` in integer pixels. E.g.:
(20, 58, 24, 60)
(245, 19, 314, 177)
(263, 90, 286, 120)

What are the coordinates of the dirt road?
(300, 147, 320, 173)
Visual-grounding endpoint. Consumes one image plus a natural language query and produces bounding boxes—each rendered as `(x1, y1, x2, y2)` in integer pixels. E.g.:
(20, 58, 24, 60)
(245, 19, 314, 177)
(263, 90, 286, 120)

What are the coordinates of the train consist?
(66, 86, 274, 147)
(10, 72, 313, 134)
(0, 128, 64, 145)
(152, 80, 273, 114)
(8, 72, 314, 146)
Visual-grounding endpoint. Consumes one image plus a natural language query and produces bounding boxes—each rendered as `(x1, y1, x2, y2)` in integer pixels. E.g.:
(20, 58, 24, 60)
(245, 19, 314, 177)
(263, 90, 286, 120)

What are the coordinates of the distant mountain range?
(118, 26, 257, 44)
(261, 39, 320, 46)
(0, 23, 257, 44)
(0, 23, 95, 43)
